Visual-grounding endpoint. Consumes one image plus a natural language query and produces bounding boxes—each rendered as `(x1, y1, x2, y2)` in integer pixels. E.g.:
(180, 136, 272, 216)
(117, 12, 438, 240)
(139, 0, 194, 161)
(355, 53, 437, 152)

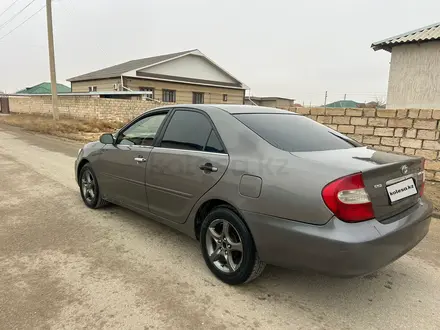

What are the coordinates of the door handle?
(199, 163, 218, 173)
(134, 157, 147, 163)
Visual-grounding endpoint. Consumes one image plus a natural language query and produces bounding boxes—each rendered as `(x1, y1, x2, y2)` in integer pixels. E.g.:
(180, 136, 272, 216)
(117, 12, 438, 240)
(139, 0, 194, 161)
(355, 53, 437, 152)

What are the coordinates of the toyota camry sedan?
(75, 105, 432, 285)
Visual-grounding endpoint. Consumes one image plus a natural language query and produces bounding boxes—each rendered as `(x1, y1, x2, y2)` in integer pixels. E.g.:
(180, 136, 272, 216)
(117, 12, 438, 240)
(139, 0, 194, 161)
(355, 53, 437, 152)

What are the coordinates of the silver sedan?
(75, 105, 432, 285)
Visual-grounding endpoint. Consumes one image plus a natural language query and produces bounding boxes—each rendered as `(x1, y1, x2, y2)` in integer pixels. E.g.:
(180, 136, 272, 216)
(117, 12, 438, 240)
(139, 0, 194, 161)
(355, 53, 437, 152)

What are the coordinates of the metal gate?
(0, 97, 10, 114)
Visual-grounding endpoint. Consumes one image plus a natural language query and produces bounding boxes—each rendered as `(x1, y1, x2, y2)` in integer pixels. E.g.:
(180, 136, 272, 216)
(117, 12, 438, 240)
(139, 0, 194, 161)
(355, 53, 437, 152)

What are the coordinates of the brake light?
(322, 173, 374, 222)
(420, 159, 425, 196)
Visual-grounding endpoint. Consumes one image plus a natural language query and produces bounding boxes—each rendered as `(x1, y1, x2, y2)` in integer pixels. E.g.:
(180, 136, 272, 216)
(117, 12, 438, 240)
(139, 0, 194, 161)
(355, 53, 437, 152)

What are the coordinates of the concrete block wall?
(290, 107, 440, 181)
(8, 95, 174, 122)
(8, 95, 440, 181)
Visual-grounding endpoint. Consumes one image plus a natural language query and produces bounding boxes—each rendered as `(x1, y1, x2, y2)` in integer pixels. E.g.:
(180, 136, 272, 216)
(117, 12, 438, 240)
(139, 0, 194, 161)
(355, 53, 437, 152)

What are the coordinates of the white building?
(372, 22, 440, 109)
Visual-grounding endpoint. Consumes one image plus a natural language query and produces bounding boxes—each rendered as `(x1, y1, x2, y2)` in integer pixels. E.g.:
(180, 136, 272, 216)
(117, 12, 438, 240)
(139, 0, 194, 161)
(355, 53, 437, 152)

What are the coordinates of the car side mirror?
(100, 133, 115, 145)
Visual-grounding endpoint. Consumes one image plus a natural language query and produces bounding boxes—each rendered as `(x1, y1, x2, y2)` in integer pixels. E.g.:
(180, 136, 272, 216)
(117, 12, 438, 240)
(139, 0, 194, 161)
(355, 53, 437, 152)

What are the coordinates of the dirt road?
(1, 124, 439, 330)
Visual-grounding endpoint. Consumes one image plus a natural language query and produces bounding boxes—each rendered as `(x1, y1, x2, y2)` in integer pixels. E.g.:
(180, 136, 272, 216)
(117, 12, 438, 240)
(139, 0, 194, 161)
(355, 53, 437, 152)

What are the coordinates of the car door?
(96, 110, 169, 211)
(146, 109, 229, 224)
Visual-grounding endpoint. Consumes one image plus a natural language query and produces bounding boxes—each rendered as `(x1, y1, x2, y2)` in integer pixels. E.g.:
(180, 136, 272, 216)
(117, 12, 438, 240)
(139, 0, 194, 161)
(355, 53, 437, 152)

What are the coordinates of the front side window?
(160, 110, 222, 152)
(163, 89, 176, 102)
(235, 113, 359, 152)
(117, 113, 167, 146)
(193, 92, 204, 104)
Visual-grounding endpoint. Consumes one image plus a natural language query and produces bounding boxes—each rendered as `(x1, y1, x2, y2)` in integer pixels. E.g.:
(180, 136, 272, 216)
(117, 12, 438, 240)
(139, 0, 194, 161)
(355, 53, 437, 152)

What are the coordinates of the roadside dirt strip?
(1, 125, 439, 330)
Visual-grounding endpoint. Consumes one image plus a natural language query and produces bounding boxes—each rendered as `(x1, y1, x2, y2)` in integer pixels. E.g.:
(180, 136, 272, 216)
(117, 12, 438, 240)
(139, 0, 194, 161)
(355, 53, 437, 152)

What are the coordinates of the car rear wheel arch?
(194, 199, 251, 241)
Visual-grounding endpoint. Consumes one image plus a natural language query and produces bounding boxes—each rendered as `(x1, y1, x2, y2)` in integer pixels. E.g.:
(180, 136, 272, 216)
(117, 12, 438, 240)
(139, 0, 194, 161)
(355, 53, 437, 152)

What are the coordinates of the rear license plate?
(386, 178, 418, 203)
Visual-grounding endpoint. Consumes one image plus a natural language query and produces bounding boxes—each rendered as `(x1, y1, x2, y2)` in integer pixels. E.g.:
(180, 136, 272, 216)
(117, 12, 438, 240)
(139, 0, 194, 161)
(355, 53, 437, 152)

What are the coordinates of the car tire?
(79, 164, 108, 209)
(200, 206, 266, 285)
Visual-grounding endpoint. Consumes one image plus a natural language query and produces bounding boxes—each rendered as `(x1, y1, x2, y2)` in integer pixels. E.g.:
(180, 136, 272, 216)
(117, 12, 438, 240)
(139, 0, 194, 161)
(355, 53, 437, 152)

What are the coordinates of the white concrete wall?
(387, 41, 440, 109)
(139, 55, 237, 84)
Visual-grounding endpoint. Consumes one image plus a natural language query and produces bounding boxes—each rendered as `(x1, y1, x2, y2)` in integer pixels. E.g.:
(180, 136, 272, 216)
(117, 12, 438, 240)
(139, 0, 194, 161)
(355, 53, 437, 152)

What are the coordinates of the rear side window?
(205, 130, 225, 153)
(160, 110, 225, 153)
(235, 113, 359, 152)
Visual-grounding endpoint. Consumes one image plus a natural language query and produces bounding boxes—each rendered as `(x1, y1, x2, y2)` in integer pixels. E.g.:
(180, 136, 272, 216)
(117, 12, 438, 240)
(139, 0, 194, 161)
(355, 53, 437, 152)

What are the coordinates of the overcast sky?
(0, 0, 439, 105)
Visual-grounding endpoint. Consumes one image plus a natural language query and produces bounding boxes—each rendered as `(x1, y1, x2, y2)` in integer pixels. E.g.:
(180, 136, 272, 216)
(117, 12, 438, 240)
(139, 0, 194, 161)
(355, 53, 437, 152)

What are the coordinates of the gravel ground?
(1, 124, 439, 330)
(425, 183, 440, 216)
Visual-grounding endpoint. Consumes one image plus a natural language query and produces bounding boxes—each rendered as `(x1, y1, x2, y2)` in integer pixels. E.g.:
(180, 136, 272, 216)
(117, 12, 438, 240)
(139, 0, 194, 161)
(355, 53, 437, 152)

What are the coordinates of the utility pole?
(324, 91, 328, 108)
(344, 93, 347, 100)
(46, 0, 59, 120)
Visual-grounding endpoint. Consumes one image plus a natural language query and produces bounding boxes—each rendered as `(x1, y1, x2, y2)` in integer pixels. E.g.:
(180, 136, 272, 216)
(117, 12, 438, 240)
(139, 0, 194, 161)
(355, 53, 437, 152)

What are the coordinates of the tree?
(357, 97, 386, 108)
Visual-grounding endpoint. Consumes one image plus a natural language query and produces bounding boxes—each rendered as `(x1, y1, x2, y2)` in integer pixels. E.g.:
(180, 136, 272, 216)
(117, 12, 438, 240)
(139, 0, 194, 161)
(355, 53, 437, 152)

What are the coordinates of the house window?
(88, 86, 97, 92)
(139, 87, 155, 99)
(163, 89, 176, 102)
(223, 94, 228, 102)
(193, 92, 204, 104)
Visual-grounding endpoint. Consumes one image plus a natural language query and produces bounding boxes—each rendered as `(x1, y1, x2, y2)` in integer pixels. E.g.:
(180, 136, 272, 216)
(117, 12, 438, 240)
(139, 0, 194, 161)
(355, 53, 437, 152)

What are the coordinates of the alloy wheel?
(205, 219, 244, 273)
(81, 170, 96, 203)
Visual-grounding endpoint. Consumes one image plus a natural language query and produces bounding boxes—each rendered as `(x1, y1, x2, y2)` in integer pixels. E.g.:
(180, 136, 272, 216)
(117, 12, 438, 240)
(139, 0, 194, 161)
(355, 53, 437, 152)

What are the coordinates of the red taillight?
(420, 159, 426, 196)
(322, 173, 374, 222)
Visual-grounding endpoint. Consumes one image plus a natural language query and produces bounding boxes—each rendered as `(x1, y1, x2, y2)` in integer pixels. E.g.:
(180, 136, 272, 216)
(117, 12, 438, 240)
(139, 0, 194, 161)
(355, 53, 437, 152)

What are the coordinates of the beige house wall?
(245, 98, 293, 108)
(258, 100, 277, 108)
(71, 78, 122, 93)
(124, 77, 244, 104)
(387, 41, 440, 109)
(70, 77, 245, 104)
(139, 54, 237, 84)
(268, 99, 293, 108)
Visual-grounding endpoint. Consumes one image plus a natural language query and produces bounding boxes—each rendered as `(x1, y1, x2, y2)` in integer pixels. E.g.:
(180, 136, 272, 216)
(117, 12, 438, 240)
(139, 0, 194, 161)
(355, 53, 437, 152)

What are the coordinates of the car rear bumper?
(243, 197, 432, 276)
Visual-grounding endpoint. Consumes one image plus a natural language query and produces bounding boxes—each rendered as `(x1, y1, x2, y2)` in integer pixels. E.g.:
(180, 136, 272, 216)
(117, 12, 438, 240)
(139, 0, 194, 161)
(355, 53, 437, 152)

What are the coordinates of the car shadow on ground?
(91, 201, 438, 327)
(102, 202, 428, 282)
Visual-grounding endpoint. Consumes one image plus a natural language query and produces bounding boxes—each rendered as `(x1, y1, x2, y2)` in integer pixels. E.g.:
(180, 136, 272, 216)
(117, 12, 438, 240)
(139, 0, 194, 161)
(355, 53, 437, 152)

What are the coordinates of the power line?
(0, 0, 21, 20)
(0, 0, 38, 32)
(0, 4, 45, 41)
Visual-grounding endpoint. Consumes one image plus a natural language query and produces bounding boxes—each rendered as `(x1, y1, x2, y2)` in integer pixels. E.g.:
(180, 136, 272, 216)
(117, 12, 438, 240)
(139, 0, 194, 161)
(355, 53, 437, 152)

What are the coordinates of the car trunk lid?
(291, 147, 424, 222)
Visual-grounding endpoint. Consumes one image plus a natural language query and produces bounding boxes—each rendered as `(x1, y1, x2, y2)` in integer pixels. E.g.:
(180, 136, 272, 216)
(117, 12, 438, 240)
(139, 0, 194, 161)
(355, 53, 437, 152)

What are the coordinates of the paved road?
(1, 124, 440, 330)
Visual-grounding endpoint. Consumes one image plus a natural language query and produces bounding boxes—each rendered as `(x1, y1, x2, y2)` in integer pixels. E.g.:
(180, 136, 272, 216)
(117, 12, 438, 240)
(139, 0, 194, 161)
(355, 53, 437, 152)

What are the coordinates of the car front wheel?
(79, 164, 108, 209)
(200, 206, 266, 285)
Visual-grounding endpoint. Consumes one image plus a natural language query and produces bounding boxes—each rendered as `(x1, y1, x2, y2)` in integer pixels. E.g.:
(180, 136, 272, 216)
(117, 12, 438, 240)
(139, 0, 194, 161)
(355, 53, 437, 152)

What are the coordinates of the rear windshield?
(235, 113, 360, 152)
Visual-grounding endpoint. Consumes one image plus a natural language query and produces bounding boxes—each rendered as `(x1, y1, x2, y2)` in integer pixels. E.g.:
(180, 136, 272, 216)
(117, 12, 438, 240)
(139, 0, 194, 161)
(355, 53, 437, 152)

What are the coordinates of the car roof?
(169, 104, 296, 115)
